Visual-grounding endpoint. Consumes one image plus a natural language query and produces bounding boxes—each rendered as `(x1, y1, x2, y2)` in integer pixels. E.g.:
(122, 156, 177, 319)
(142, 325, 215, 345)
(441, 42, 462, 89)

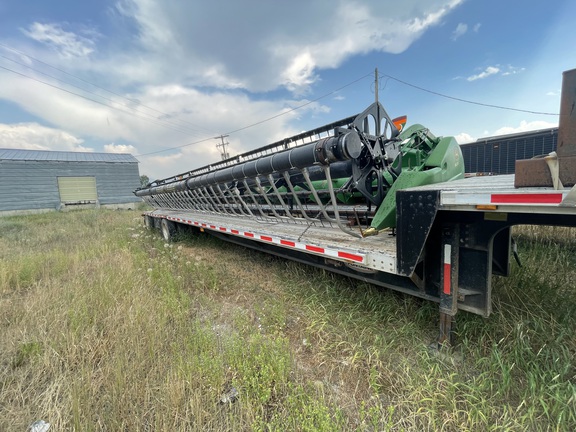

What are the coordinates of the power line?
(0, 56, 214, 137)
(221, 72, 373, 136)
(0, 63, 221, 138)
(0, 42, 372, 156)
(136, 71, 374, 157)
(2, 46, 559, 159)
(138, 70, 560, 158)
(379, 72, 560, 116)
(134, 136, 215, 157)
(0, 43, 217, 136)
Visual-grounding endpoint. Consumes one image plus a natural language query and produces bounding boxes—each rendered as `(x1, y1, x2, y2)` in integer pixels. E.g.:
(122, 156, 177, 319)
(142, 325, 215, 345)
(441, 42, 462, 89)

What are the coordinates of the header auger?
(135, 100, 465, 238)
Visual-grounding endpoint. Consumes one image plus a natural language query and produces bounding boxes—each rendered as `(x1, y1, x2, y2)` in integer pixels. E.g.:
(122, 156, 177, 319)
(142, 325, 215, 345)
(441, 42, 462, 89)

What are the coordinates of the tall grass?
(0, 211, 574, 430)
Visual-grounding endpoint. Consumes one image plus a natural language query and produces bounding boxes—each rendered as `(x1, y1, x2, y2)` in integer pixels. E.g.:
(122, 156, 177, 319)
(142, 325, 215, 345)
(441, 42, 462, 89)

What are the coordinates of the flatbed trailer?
(142, 174, 576, 344)
(138, 68, 576, 345)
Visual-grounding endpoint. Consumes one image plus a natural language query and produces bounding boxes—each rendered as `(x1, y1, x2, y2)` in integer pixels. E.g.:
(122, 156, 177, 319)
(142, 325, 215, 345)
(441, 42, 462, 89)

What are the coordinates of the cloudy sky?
(0, 0, 574, 180)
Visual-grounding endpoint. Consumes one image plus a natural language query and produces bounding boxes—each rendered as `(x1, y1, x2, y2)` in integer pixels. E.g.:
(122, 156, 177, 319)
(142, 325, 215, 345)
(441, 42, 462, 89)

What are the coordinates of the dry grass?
(1, 211, 575, 430)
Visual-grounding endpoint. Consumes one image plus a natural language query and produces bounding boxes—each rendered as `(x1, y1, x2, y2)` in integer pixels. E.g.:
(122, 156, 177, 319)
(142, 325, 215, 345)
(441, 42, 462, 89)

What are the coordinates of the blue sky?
(0, 0, 574, 179)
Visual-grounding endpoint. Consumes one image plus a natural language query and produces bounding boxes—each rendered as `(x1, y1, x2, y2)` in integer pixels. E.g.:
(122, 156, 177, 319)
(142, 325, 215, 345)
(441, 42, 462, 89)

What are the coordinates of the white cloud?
(114, 0, 464, 93)
(454, 132, 475, 144)
(464, 65, 525, 82)
(451, 23, 468, 40)
(281, 52, 318, 94)
(21, 22, 98, 58)
(493, 120, 558, 136)
(0, 123, 93, 152)
(473, 23, 481, 32)
(104, 143, 137, 153)
(0, 62, 326, 178)
(467, 66, 500, 81)
(1, 0, 466, 179)
(501, 66, 525, 76)
(0, 70, 132, 142)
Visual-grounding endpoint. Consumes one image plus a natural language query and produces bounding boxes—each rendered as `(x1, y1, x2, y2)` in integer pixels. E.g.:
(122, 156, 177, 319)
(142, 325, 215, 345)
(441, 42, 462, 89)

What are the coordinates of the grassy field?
(0, 209, 574, 431)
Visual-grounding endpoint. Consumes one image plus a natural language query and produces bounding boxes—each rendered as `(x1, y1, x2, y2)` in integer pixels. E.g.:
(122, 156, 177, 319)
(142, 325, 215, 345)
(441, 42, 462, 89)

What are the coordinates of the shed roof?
(459, 127, 559, 146)
(0, 148, 139, 163)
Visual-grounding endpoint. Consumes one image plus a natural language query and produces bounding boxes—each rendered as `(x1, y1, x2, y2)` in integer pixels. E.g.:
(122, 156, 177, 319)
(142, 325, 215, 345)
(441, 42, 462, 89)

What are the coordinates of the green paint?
(370, 126, 465, 230)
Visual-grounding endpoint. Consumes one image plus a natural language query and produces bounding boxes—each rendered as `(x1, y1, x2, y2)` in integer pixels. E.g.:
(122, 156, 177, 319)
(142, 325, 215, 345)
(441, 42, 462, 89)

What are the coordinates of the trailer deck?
(146, 208, 398, 273)
(414, 174, 575, 214)
(147, 179, 574, 278)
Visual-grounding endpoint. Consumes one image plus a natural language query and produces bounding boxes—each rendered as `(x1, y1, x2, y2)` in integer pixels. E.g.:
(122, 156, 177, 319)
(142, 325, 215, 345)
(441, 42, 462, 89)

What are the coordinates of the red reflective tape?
(244, 232, 254, 238)
(194, 222, 199, 225)
(280, 239, 296, 247)
(261, 235, 273, 242)
(443, 244, 451, 295)
(201, 223, 207, 227)
(219, 227, 226, 231)
(210, 225, 216, 229)
(306, 245, 324, 253)
(443, 263, 451, 295)
(231, 229, 239, 234)
(337, 251, 363, 262)
(490, 193, 562, 204)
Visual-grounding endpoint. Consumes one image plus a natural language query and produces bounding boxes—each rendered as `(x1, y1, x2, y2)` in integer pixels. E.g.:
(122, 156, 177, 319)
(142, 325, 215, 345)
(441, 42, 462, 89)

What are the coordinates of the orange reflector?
(200, 227, 205, 232)
(476, 204, 498, 210)
(392, 115, 407, 132)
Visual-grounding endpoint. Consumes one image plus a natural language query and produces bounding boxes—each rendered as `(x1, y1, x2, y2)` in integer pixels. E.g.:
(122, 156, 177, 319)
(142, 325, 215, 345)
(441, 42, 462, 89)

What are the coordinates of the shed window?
(58, 176, 97, 204)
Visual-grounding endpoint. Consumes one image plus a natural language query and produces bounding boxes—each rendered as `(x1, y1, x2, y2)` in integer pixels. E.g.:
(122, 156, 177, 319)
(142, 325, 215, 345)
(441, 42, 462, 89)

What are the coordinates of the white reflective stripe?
(444, 244, 451, 265)
(442, 191, 568, 206)
(442, 193, 491, 205)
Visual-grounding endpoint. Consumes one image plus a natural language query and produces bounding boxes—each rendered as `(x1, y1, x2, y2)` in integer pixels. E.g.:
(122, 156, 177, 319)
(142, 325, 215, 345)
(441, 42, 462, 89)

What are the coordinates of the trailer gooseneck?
(135, 68, 576, 345)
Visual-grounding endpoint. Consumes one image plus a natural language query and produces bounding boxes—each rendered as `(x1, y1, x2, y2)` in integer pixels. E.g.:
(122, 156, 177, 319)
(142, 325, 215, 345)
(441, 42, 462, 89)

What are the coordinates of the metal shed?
(460, 128, 558, 174)
(0, 148, 142, 216)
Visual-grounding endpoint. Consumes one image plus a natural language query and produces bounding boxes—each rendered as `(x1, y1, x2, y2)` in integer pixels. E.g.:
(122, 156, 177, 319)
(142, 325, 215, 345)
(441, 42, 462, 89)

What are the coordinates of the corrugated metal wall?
(0, 160, 141, 212)
(460, 128, 558, 174)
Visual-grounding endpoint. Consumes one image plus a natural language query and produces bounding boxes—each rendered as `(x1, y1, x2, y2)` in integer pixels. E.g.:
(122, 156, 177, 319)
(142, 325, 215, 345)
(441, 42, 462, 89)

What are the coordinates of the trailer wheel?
(161, 219, 177, 242)
(144, 215, 154, 230)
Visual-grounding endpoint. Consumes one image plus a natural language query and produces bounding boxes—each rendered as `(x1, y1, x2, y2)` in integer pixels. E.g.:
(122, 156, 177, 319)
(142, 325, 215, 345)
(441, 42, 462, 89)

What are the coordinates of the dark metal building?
(0, 148, 142, 216)
(460, 128, 558, 174)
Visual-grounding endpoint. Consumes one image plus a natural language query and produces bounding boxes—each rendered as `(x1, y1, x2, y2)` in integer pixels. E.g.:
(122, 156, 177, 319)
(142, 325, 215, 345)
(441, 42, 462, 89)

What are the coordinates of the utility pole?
(214, 134, 230, 160)
(374, 67, 381, 135)
(374, 67, 379, 105)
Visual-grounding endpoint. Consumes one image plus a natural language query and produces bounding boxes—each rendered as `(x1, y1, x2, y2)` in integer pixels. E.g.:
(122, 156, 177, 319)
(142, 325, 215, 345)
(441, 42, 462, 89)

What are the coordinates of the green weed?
(0, 213, 574, 431)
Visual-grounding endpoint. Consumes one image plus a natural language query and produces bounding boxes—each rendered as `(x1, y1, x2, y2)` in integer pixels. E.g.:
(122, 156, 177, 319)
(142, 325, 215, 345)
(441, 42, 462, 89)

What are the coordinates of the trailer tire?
(144, 215, 154, 230)
(161, 219, 177, 242)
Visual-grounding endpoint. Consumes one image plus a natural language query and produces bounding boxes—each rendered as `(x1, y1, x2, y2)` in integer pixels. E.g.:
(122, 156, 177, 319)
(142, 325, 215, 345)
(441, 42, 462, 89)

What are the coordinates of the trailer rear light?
(476, 204, 498, 210)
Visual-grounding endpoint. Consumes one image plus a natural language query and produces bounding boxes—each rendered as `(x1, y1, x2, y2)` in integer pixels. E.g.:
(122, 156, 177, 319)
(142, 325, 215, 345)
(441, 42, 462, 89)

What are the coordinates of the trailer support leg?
(437, 223, 459, 347)
(438, 312, 454, 346)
